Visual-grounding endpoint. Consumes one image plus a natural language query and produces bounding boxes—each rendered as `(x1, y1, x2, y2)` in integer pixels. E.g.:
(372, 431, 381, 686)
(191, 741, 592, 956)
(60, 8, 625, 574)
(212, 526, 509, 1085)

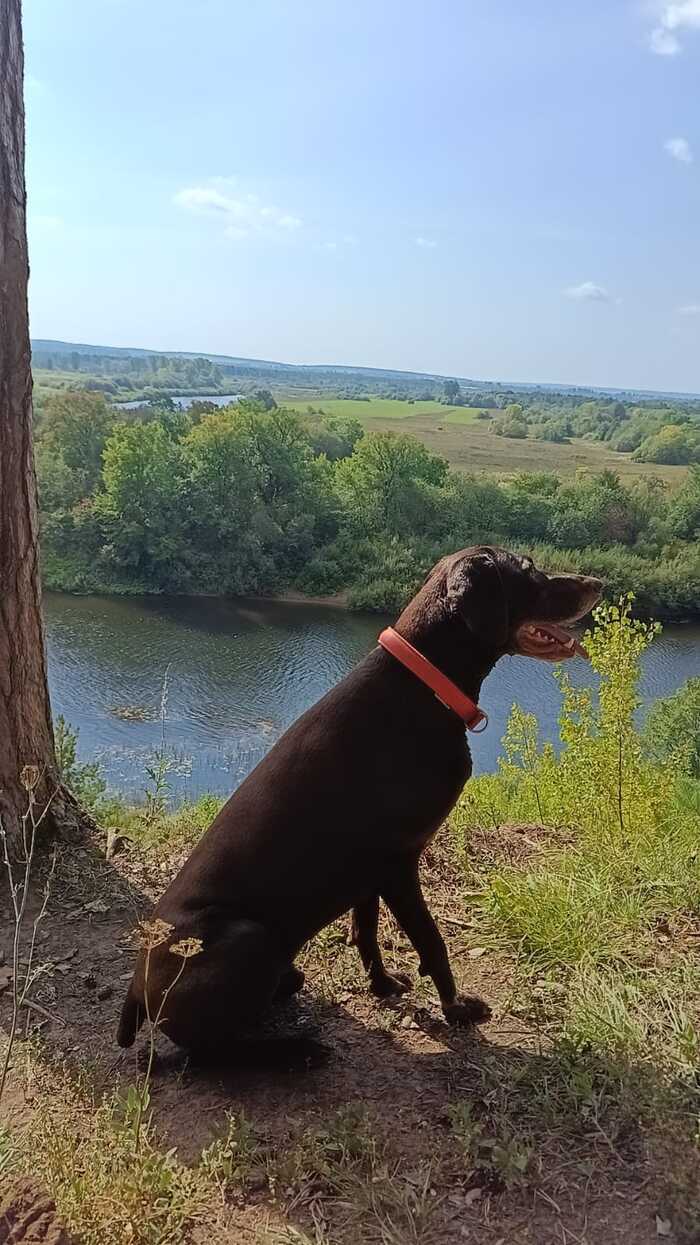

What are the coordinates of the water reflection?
(45, 593, 700, 802)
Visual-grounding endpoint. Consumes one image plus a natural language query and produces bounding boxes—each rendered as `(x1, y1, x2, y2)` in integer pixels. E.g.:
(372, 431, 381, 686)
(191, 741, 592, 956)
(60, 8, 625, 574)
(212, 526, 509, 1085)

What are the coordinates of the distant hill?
(31, 339, 460, 384)
(30, 338, 700, 402)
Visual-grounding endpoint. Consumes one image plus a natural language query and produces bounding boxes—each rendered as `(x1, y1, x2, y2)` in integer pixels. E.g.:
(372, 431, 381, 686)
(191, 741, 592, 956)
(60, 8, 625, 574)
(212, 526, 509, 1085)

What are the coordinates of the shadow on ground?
(1, 826, 693, 1244)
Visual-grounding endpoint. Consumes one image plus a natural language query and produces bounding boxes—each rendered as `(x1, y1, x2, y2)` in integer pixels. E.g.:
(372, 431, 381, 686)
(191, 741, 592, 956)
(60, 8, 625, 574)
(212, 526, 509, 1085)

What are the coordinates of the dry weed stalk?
(130, 918, 203, 1149)
(0, 767, 57, 1104)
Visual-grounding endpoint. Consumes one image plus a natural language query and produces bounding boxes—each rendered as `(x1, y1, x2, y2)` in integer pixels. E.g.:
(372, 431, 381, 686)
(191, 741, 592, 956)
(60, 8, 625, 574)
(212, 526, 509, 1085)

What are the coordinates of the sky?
(23, 0, 700, 392)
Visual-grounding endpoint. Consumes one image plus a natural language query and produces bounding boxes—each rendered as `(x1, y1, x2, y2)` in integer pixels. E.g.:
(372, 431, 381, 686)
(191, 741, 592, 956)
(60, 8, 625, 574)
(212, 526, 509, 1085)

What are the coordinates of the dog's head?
(400, 546, 603, 663)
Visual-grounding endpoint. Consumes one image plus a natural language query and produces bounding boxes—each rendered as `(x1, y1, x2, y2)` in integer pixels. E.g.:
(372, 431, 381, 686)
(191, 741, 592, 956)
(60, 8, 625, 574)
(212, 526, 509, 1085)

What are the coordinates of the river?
(44, 593, 699, 804)
(113, 393, 241, 411)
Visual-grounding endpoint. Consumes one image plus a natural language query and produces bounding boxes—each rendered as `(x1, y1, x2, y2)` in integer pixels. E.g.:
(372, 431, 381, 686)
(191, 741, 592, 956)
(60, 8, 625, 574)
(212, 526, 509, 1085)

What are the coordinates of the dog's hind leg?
(154, 918, 287, 1054)
(350, 894, 412, 997)
(155, 920, 328, 1067)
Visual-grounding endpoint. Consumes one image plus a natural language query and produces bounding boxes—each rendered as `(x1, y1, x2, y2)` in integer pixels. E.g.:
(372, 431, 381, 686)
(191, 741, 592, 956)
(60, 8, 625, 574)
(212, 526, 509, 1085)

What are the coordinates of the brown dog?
(118, 547, 601, 1059)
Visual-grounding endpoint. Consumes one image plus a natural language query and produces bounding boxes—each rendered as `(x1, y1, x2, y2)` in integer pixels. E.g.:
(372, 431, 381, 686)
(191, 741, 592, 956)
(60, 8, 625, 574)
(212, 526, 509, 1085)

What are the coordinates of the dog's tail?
(116, 981, 144, 1048)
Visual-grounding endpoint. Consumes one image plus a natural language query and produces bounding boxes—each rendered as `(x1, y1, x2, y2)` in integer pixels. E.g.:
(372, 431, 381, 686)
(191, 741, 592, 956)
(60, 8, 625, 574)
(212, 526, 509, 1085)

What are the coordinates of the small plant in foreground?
(129, 918, 203, 1150)
(54, 714, 107, 811)
(0, 767, 56, 1106)
(0, 1125, 17, 1177)
(455, 597, 700, 971)
(16, 1070, 213, 1245)
(449, 1102, 532, 1190)
(200, 1110, 261, 1192)
(142, 666, 174, 824)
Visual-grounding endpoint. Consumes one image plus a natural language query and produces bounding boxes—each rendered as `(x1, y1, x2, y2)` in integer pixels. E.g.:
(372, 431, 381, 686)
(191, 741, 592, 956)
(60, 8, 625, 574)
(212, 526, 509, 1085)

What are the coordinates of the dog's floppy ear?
(421, 555, 450, 588)
(444, 550, 508, 646)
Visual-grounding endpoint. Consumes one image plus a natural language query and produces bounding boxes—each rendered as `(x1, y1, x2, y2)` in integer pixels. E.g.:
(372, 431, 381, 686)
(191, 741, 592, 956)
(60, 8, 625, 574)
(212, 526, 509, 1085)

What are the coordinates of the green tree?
(634, 424, 700, 465)
(37, 391, 115, 496)
(668, 465, 700, 539)
(334, 431, 447, 534)
(643, 678, 700, 778)
(251, 389, 277, 411)
(96, 421, 183, 579)
(232, 404, 337, 578)
(180, 411, 265, 591)
(493, 413, 528, 438)
(303, 414, 363, 461)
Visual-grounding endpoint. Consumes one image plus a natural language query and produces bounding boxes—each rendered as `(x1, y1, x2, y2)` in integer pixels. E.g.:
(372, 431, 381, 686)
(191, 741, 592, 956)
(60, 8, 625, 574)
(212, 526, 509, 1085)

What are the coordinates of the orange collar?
(378, 627, 488, 733)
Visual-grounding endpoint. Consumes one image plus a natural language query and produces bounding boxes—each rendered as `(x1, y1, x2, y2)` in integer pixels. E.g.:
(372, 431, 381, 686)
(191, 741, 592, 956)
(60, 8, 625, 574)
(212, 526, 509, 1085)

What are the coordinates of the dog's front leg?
(350, 895, 412, 997)
(381, 860, 491, 1026)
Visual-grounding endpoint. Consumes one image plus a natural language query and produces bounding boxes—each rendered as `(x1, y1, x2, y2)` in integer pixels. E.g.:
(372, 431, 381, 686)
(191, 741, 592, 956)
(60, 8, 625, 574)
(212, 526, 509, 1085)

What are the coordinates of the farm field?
(279, 395, 481, 422)
(282, 394, 690, 483)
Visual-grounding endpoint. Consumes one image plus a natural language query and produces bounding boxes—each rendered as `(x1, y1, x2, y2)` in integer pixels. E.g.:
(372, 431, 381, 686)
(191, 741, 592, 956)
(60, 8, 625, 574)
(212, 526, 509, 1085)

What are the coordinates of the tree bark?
(0, 0, 60, 856)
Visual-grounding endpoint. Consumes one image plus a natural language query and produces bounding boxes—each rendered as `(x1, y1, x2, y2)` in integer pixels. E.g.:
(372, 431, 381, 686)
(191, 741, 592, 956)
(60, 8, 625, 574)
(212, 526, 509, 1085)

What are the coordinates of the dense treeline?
(33, 342, 469, 403)
(37, 391, 700, 619)
(489, 396, 700, 464)
(33, 350, 231, 398)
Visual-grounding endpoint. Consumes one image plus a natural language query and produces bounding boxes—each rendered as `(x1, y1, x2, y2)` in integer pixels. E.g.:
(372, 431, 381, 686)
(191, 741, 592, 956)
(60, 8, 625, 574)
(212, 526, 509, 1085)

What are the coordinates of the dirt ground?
(0, 826, 676, 1244)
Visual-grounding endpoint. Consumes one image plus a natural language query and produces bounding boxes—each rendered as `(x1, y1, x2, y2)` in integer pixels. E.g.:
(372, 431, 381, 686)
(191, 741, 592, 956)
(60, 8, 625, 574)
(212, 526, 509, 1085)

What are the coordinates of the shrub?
(455, 599, 700, 969)
(54, 716, 107, 811)
(642, 678, 700, 778)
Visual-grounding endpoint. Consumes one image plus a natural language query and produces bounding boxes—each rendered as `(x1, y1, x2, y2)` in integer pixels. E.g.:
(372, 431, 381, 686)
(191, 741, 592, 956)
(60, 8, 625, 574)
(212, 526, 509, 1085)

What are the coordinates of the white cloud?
(678, 303, 700, 315)
(174, 179, 302, 240)
(415, 236, 438, 249)
(665, 136, 694, 163)
(649, 1, 700, 54)
(564, 281, 611, 303)
(650, 26, 682, 53)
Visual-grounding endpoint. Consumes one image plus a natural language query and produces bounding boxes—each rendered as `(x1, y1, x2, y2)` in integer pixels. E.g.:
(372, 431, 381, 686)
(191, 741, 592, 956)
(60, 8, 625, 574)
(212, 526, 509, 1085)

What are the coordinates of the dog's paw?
(370, 971, 413, 998)
(443, 994, 492, 1026)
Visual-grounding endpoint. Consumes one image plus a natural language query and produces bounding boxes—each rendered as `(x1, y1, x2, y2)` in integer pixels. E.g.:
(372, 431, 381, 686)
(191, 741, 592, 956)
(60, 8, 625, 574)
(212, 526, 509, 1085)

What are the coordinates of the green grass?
(456, 604, 700, 972)
(443, 405, 488, 424)
(282, 396, 453, 420)
(2, 1067, 249, 1245)
(279, 394, 689, 481)
(3, 603, 700, 1243)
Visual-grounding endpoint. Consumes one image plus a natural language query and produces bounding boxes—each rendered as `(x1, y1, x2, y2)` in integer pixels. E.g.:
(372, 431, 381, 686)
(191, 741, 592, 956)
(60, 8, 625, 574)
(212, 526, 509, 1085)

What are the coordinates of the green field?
(282, 394, 689, 483)
(443, 405, 488, 424)
(281, 396, 474, 421)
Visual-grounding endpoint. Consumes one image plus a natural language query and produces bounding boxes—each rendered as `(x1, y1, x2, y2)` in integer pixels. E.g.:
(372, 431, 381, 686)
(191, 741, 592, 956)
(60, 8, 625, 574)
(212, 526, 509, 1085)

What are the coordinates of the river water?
(113, 393, 241, 411)
(44, 593, 699, 803)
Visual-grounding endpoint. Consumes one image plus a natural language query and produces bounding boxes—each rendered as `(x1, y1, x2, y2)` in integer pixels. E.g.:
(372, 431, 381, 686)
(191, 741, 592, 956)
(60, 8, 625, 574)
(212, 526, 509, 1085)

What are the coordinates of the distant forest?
(35, 389, 700, 620)
(32, 342, 700, 467)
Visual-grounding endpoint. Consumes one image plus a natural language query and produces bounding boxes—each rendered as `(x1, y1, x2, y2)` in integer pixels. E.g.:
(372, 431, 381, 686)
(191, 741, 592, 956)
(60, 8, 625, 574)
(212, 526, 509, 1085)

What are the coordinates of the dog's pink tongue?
(516, 621, 589, 660)
(538, 622, 589, 659)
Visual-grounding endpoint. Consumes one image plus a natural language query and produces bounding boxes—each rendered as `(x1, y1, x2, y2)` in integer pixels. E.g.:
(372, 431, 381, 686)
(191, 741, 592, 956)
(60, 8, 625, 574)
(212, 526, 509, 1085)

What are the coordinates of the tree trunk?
(0, 0, 60, 856)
